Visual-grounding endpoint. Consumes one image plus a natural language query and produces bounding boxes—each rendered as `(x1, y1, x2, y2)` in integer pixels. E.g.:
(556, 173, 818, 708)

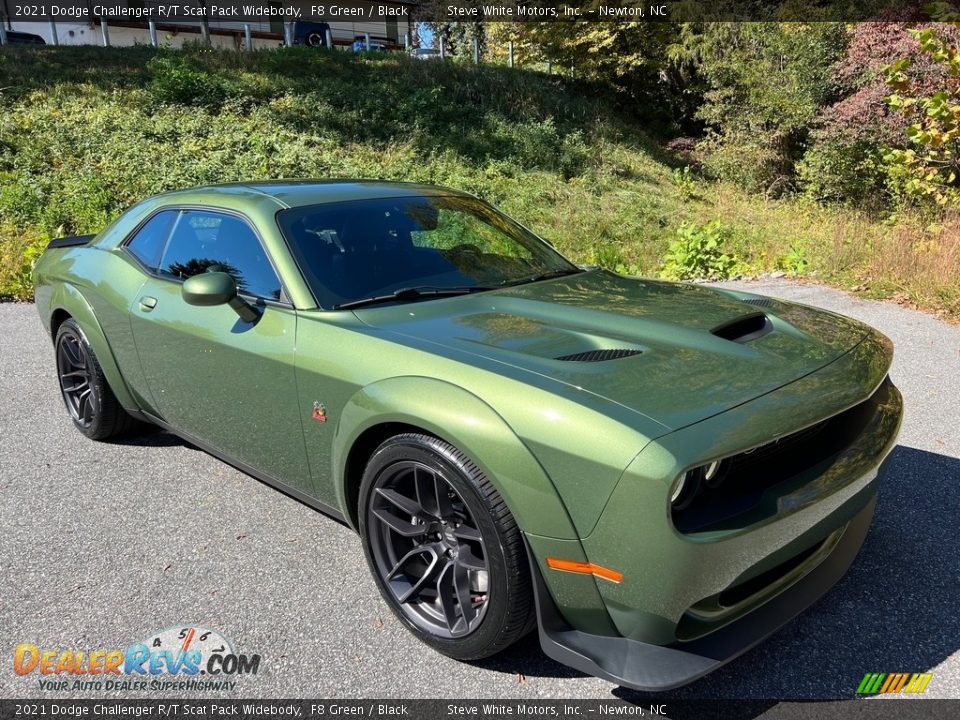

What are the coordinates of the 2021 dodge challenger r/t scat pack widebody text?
(33, 181, 902, 690)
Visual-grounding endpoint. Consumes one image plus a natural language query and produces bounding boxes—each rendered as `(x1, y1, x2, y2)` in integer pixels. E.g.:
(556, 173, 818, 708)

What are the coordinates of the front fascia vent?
(711, 313, 773, 344)
(555, 349, 642, 362)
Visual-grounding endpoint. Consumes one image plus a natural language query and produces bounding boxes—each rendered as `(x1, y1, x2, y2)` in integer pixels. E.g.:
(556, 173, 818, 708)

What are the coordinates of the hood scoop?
(711, 313, 773, 344)
(555, 348, 642, 362)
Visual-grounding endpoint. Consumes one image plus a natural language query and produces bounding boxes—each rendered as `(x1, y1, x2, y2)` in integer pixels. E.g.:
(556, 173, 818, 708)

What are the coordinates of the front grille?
(672, 384, 882, 534)
(734, 420, 829, 465)
(554, 349, 642, 362)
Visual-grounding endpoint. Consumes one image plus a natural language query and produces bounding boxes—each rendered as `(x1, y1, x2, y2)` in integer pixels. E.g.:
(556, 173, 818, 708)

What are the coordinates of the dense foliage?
(673, 23, 848, 194)
(0, 45, 697, 300)
(884, 28, 960, 205)
(478, 19, 960, 215)
(802, 21, 960, 207)
(0, 38, 957, 316)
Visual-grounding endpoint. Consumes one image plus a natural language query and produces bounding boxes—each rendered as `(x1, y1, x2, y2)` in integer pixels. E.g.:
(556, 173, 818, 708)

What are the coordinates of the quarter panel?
(38, 246, 149, 412)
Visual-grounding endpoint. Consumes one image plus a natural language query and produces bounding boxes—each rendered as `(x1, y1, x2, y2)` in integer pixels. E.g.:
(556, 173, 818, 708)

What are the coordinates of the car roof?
(152, 180, 474, 209)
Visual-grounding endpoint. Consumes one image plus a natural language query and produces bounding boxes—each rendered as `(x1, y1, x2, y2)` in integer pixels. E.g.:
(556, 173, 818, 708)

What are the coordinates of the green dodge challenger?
(33, 181, 903, 690)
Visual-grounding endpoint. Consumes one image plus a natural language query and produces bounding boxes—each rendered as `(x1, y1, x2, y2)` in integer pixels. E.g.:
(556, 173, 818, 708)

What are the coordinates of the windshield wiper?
(333, 286, 492, 311)
(501, 267, 585, 287)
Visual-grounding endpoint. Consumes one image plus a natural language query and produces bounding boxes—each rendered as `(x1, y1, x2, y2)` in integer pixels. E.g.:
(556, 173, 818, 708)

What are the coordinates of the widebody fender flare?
(46, 282, 138, 410)
(333, 376, 581, 541)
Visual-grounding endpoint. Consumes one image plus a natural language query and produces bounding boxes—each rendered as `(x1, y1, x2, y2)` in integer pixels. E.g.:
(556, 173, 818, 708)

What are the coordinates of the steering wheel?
(451, 244, 483, 257)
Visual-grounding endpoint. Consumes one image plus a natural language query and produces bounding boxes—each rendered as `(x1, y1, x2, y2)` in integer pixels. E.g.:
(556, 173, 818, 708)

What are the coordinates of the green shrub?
(661, 221, 739, 280)
(700, 134, 790, 195)
(797, 138, 889, 208)
(671, 165, 696, 198)
(147, 54, 229, 109)
(779, 241, 809, 276)
(590, 242, 624, 270)
(884, 28, 960, 208)
(0, 226, 48, 301)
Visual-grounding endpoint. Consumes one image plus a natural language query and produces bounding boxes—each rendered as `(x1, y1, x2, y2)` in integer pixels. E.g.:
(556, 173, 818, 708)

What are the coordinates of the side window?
(158, 210, 283, 301)
(126, 210, 177, 270)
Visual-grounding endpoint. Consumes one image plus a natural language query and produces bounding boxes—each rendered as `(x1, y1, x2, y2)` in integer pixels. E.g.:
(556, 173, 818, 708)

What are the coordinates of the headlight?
(703, 459, 728, 488)
(669, 475, 687, 504)
(671, 460, 728, 509)
(670, 469, 701, 510)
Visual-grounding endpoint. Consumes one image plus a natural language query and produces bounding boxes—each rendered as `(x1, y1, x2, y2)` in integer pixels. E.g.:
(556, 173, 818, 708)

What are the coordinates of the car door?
(127, 207, 313, 495)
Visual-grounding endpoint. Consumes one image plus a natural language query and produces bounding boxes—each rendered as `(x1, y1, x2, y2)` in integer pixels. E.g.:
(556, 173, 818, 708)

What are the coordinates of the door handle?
(139, 296, 158, 311)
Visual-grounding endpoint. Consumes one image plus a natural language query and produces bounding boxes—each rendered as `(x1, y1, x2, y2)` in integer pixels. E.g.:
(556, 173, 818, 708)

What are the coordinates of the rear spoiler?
(47, 234, 95, 249)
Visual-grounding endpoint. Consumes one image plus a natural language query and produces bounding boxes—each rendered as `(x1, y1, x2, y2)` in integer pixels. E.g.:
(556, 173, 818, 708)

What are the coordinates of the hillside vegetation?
(0, 45, 957, 317)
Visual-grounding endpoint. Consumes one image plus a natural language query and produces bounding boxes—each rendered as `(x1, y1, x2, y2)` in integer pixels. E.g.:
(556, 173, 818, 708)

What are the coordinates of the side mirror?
(181, 272, 260, 323)
(182, 271, 236, 306)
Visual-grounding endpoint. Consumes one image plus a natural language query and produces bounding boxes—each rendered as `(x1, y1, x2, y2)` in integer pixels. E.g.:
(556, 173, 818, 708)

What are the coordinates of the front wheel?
(358, 433, 534, 660)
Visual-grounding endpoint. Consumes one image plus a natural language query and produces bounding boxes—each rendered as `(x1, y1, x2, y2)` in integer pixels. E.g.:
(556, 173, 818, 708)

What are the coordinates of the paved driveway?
(1, 280, 957, 707)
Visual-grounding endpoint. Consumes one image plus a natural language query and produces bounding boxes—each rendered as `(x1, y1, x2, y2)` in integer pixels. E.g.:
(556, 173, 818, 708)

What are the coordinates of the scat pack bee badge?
(312, 401, 328, 422)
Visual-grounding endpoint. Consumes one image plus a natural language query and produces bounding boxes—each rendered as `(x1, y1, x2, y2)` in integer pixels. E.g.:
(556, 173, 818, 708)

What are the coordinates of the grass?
(0, 44, 957, 318)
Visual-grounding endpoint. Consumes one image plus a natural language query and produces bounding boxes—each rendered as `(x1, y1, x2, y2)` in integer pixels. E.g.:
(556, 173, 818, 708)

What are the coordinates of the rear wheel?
(359, 433, 534, 660)
(55, 319, 136, 440)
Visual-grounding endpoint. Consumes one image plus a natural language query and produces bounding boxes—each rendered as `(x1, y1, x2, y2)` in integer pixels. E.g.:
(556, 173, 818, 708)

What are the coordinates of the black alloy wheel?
(56, 327, 97, 429)
(359, 434, 534, 660)
(54, 318, 137, 440)
(368, 459, 490, 638)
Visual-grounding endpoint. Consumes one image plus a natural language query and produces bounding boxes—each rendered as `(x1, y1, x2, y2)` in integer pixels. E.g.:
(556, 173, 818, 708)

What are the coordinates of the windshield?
(277, 195, 579, 309)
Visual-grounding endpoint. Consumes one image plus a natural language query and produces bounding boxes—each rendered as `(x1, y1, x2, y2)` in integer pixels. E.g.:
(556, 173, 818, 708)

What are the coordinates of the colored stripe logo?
(856, 672, 933, 694)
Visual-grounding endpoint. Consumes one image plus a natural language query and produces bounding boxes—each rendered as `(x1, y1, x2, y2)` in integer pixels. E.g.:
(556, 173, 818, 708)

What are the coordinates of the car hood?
(354, 271, 870, 430)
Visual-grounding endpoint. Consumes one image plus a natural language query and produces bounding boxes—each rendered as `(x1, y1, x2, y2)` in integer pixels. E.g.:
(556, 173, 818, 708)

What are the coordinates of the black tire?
(54, 318, 137, 441)
(359, 433, 534, 660)
(306, 32, 324, 47)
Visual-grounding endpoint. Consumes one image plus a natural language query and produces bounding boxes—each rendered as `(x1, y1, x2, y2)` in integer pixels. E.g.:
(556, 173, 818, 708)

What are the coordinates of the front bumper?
(528, 330, 902, 690)
(530, 492, 877, 691)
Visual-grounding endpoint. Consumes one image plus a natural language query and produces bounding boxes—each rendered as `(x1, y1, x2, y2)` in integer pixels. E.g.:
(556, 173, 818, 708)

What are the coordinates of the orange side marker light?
(546, 558, 623, 583)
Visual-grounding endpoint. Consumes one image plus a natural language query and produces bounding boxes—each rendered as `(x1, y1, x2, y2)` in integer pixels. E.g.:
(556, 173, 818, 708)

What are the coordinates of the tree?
(885, 27, 960, 206)
(815, 19, 960, 147)
(417, 0, 486, 57)
(485, 20, 684, 131)
(795, 20, 960, 207)
(670, 23, 848, 193)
